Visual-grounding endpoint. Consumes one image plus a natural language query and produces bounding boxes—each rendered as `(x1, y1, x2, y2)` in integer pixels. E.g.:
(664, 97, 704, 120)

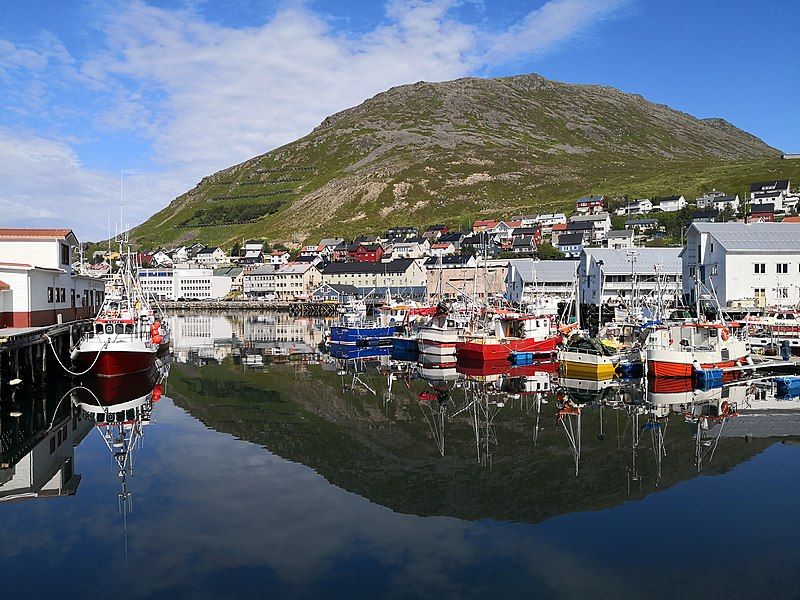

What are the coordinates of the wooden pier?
(0, 320, 93, 394)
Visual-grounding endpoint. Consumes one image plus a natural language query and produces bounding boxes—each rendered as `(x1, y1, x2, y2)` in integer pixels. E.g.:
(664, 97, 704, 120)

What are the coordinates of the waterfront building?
(272, 263, 322, 300)
(138, 268, 234, 300)
(320, 259, 427, 298)
(425, 257, 507, 301)
(682, 221, 800, 308)
(311, 283, 358, 303)
(0, 228, 105, 327)
(242, 265, 278, 298)
(505, 259, 578, 305)
(579, 247, 682, 305)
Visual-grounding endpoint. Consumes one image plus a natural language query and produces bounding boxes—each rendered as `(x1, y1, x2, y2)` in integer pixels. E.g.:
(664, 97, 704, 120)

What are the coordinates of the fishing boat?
(644, 321, 749, 377)
(557, 335, 620, 379)
(456, 313, 560, 363)
(75, 246, 170, 377)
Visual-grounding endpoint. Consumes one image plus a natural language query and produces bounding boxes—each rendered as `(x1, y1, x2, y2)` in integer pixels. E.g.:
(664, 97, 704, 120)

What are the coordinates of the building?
(569, 212, 611, 242)
(270, 250, 291, 265)
(750, 180, 789, 214)
(425, 257, 507, 301)
(749, 203, 775, 222)
(311, 283, 358, 303)
(579, 247, 682, 306)
(511, 235, 537, 254)
(535, 213, 567, 231)
(317, 238, 344, 259)
(472, 220, 498, 233)
(242, 265, 278, 298)
(691, 209, 718, 223)
(506, 259, 578, 305)
(213, 266, 244, 293)
(430, 242, 457, 256)
(386, 226, 419, 239)
(615, 198, 652, 216)
(698, 191, 740, 214)
(195, 246, 227, 266)
(606, 230, 634, 249)
(320, 259, 427, 298)
(273, 263, 322, 300)
(348, 243, 384, 263)
(625, 218, 660, 239)
(682, 222, 800, 308)
(387, 237, 429, 259)
(138, 268, 234, 300)
(0, 229, 105, 327)
(438, 231, 466, 250)
(557, 232, 586, 258)
(575, 195, 605, 215)
(651, 195, 687, 213)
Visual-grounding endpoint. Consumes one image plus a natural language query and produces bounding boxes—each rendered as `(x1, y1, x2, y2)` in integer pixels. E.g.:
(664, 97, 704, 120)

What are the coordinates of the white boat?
(645, 321, 748, 378)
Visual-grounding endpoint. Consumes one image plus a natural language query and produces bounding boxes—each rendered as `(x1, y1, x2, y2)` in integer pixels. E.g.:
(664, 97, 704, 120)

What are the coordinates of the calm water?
(1, 311, 800, 599)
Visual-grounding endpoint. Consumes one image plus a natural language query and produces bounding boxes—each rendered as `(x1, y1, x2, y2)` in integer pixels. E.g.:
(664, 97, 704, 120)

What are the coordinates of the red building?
(575, 195, 605, 215)
(348, 243, 384, 263)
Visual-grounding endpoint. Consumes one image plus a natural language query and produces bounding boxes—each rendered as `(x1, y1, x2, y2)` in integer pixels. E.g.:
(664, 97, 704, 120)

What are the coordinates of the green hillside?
(131, 73, 800, 249)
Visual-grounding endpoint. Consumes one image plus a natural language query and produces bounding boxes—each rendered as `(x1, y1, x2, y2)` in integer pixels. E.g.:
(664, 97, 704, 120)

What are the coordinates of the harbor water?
(1, 311, 800, 598)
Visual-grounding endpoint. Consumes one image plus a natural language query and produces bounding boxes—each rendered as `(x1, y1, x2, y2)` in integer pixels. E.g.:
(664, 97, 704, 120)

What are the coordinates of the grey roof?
(313, 283, 357, 295)
(576, 195, 605, 203)
(751, 203, 774, 212)
(321, 258, 416, 274)
(583, 247, 682, 274)
(249, 265, 279, 275)
(690, 222, 800, 251)
(626, 218, 658, 226)
(319, 237, 343, 247)
(607, 230, 634, 239)
(424, 255, 473, 266)
(570, 212, 610, 222)
(558, 232, 586, 246)
(277, 263, 316, 275)
(197, 246, 221, 254)
(509, 259, 578, 283)
(213, 267, 243, 277)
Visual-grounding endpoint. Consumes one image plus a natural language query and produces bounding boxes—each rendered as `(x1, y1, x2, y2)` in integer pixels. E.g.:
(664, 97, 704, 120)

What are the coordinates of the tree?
(262, 242, 272, 254)
(231, 241, 241, 257)
(537, 242, 564, 260)
(461, 244, 476, 258)
(718, 205, 734, 223)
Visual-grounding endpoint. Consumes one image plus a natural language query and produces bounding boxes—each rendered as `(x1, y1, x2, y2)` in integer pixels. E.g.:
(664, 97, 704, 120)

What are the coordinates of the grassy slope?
(130, 74, 799, 250)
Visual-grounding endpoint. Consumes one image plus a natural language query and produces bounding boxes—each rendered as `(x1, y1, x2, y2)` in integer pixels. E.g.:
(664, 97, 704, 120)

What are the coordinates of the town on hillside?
(69, 179, 800, 312)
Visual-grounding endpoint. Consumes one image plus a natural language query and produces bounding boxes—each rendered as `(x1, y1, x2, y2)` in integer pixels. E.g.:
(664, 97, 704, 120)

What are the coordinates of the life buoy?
(151, 334, 163, 345)
(720, 401, 731, 415)
(721, 328, 730, 341)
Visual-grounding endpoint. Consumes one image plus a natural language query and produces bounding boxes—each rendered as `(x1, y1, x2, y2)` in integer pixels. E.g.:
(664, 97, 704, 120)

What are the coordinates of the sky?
(0, 0, 798, 240)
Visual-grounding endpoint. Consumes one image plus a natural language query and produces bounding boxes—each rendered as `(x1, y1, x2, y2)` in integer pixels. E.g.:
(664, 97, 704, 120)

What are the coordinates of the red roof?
(0, 228, 73, 238)
(552, 223, 568, 231)
(782, 216, 800, 223)
(473, 220, 498, 228)
(0, 280, 9, 290)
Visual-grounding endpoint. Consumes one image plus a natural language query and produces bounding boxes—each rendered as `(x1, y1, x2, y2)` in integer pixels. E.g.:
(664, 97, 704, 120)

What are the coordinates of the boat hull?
(330, 326, 397, 343)
(456, 335, 559, 362)
(78, 349, 157, 378)
(646, 345, 748, 378)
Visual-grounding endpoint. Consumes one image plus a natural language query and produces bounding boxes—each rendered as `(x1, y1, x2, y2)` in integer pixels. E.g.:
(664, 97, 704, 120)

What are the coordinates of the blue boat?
(330, 325, 397, 344)
(329, 343, 391, 360)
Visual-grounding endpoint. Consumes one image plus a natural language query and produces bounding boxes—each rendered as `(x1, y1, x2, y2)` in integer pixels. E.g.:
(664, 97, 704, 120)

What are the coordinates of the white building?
(270, 250, 290, 265)
(506, 259, 578, 304)
(682, 222, 800, 308)
(195, 247, 227, 266)
(243, 265, 278, 298)
(534, 213, 567, 232)
(615, 198, 652, 216)
(606, 230, 634, 249)
(0, 228, 105, 327)
(321, 259, 427, 298)
(749, 180, 789, 215)
(388, 237, 429, 259)
(273, 263, 322, 300)
(138, 268, 234, 300)
(651, 195, 687, 213)
(579, 247, 682, 306)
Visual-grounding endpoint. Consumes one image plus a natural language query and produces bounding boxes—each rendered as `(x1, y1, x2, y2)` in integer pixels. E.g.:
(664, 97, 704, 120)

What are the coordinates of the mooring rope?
(44, 334, 108, 377)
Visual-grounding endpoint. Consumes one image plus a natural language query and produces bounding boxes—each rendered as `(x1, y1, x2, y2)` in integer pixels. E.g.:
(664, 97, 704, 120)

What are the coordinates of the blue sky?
(0, 0, 797, 239)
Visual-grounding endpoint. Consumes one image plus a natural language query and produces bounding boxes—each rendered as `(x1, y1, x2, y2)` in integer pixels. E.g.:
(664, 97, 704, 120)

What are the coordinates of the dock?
(160, 300, 341, 316)
(0, 319, 92, 393)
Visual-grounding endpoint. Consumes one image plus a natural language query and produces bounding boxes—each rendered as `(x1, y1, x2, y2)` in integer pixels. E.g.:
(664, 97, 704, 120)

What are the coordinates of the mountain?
(131, 73, 799, 249)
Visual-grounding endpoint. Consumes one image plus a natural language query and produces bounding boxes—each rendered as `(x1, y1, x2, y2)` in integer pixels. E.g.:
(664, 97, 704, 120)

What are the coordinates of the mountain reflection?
(163, 312, 800, 524)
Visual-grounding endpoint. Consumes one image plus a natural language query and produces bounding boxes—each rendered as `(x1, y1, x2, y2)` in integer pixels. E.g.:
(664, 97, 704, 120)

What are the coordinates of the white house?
(651, 195, 687, 213)
(270, 250, 290, 265)
(750, 180, 790, 214)
(195, 247, 227, 266)
(138, 268, 234, 300)
(682, 221, 800, 308)
(534, 213, 567, 232)
(388, 237, 429, 259)
(615, 198, 652, 216)
(606, 230, 634, 250)
(579, 247, 682, 306)
(151, 250, 173, 267)
(506, 259, 578, 305)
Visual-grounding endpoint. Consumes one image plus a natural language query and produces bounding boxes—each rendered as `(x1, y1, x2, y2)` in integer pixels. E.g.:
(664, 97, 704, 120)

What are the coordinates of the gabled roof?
(424, 255, 473, 266)
(576, 195, 605, 204)
(249, 265, 279, 275)
(552, 223, 568, 231)
(625, 218, 659, 225)
(607, 230, 634, 239)
(689, 222, 800, 251)
(314, 283, 358, 295)
(570, 212, 610, 223)
(509, 259, 578, 283)
(751, 203, 775, 213)
(0, 228, 75, 240)
(438, 232, 465, 243)
(277, 262, 316, 275)
(750, 180, 789, 193)
(558, 232, 586, 246)
(197, 246, 221, 254)
(350, 243, 382, 252)
(512, 235, 534, 246)
(473, 219, 498, 228)
(512, 226, 540, 236)
(652, 195, 684, 202)
(213, 267, 243, 277)
(584, 247, 682, 274)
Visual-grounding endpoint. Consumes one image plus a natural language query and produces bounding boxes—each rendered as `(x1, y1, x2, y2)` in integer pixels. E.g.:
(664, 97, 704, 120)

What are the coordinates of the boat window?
(115, 324, 124, 334)
(95, 324, 103, 334)
(125, 324, 134, 334)
(105, 325, 113, 334)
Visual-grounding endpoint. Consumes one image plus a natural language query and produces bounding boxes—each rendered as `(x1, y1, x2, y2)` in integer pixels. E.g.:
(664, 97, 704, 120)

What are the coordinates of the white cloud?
(0, 0, 628, 239)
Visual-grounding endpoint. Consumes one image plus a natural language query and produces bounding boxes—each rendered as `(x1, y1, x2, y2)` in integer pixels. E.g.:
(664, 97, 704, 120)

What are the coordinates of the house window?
(60, 243, 70, 265)
(689, 267, 695, 277)
(47, 287, 54, 302)
(777, 263, 788, 274)
(754, 263, 766, 274)
(777, 287, 788, 299)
